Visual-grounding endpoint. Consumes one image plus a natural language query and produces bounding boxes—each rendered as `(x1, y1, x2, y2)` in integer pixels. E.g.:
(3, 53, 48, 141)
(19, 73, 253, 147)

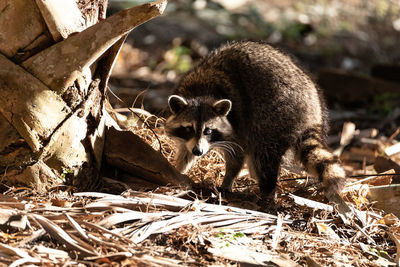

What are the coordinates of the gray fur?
(165, 41, 345, 195)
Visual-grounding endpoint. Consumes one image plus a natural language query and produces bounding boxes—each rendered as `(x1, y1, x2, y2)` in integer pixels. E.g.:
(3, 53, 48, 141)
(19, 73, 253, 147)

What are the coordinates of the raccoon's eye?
(203, 127, 213, 135)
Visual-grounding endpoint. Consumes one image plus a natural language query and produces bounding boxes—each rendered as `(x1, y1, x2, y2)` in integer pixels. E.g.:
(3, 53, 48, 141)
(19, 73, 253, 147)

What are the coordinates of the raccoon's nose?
(192, 147, 203, 156)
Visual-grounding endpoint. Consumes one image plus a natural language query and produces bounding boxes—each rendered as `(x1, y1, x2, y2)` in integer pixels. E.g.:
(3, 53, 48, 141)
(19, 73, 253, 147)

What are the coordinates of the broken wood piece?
(348, 169, 394, 187)
(104, 127, 192, 187)
(368, 184, 400, 217)
(341, 147, 376, 164)
(348, 169, 396, 187)
(0, 54, 71, 152)
(208, 243, 300, 267)
(334, 122, 356, 156)
(324, 191, 353, 225)
(374, 156, 400, 183)
(37, 80, 103, 173)
(271, 214, 283, 250)
(357, 128, 379, 139)
(0, 0, 52, 60)
(2, 161, 63, 193)
(289, 194, 333, 212)
(98, 35, 128, 93)
(388, 127, 400, 142)
(371, 64, 400, 84)
(375, 157, 400, 173)
(318, 68, 400, 108)
(340, 122, 356, 146)
(0, 209, 28, 231)
(34, 0, 86, 41)
(385, 142, 400, 157)
(22, 0, 167, 94)
(359, 137, 381, 145)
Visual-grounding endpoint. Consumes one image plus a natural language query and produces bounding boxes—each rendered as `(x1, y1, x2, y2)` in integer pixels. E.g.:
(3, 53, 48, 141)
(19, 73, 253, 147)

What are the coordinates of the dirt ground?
(1, 1, 400, 266)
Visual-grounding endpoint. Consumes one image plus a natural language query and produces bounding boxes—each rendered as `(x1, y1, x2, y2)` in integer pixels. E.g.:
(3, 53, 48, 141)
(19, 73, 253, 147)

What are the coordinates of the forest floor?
(1, 110, 399, 266)
(1, 0, 400, 266)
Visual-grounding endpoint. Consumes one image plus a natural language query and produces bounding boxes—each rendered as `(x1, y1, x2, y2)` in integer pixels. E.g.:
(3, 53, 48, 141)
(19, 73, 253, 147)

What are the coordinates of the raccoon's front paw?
(220, 179, 234, 193)
(219, 184, 233, 193)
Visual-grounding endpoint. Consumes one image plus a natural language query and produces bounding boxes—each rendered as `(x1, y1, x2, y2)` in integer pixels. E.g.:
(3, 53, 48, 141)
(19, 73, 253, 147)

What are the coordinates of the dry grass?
(0, 110, 399, 266)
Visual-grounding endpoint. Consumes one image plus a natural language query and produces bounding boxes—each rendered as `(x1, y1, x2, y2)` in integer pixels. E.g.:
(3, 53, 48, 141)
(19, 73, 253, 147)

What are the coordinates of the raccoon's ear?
(213, 99, 232, 116)
(168, 95, 188, 114)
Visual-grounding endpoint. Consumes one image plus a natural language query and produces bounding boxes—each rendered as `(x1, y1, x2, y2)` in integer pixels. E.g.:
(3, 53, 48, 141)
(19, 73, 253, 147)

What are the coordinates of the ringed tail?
(298, 127, 346, 194)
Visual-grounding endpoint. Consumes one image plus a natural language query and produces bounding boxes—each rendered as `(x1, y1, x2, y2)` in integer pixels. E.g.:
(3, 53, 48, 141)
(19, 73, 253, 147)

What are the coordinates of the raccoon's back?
(177, 41, 327, 137)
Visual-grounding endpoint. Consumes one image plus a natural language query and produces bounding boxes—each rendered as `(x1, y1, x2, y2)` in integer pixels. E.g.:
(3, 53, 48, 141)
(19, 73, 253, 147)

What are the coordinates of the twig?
(388, 127, 400, 143)
(280, 177, 309, 182)
(272, 213, 283, 250)
(350, 173, 400, 177)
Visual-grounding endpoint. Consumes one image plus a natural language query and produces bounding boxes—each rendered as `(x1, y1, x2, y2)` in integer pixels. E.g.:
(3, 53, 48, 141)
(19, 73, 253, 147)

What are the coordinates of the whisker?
(211, 144, 233, 157)
(213, 141, 244, 152)
(211, 142, 238, 157)
(215, 141, 244, 152)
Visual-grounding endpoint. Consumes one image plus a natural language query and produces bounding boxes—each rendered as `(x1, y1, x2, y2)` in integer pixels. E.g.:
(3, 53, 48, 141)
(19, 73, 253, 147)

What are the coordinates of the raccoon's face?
(165, 95, 233, 157)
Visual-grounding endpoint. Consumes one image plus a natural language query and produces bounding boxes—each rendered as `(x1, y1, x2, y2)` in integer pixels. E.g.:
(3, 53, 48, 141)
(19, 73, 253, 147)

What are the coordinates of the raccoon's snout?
(186, 137, 209, 156)
(192, 146, 204, 156)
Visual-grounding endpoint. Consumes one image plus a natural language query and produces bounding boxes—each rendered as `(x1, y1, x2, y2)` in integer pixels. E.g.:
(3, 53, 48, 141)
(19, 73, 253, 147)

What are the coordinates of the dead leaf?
(377, 214, 398, 226)
(315, 222, 340, 240)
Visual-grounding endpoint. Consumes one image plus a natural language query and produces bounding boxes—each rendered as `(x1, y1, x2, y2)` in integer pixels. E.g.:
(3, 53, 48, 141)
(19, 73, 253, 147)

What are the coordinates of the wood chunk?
(358, 128, 378, 139)
(289, 194, 333, 212)
(365, 169, 394, 186)
(368, 184, 400, 217)
(318, 69, 400, 107)
(3, 161, 63, 193)
(371, 64, 400, 84)
(347, 169, 394, 187)
(341, 147, 376, 164)
(104, 127, 193, 187)
(35, 0, 86, 41)
(334, 122, 356, 156)
(374, 156, 400, 173)
(0, 114, 21, 152)
(0, 54, 71, 152)
(374, 156, 400, 183)
(208, 244, 300, 267)
(22, 0, 168, 94)
(385, 142, 400, 157)
(0, 0, 52, 59)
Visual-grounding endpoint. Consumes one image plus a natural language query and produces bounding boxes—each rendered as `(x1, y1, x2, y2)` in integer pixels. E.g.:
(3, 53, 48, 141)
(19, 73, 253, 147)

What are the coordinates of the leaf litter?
(0, 111, 400, 266)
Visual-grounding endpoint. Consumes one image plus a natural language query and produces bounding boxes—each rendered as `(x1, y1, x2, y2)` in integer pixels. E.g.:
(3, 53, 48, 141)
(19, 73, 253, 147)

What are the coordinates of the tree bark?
(0, 0, 173, 192)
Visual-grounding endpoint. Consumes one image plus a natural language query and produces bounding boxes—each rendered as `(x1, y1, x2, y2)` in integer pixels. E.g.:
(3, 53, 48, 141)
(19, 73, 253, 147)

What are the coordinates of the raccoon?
(165, 41, 345, 195)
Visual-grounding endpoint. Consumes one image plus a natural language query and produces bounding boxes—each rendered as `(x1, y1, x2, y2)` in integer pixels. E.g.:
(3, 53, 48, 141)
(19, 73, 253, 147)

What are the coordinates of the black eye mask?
(170, 126, 195, 141)
(207, 129, 224, 142)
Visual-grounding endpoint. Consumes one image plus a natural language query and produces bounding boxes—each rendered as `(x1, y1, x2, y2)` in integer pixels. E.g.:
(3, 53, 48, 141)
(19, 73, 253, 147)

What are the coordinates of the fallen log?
(318, 68, 400, 108)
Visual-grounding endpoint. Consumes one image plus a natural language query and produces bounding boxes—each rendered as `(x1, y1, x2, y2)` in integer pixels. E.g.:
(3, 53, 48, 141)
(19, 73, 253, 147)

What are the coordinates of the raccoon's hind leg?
(175, 144, 196, 174)
(220, 149, 245, 192)
(248, 145, 288, 195)
(297, 127, 346, 195)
